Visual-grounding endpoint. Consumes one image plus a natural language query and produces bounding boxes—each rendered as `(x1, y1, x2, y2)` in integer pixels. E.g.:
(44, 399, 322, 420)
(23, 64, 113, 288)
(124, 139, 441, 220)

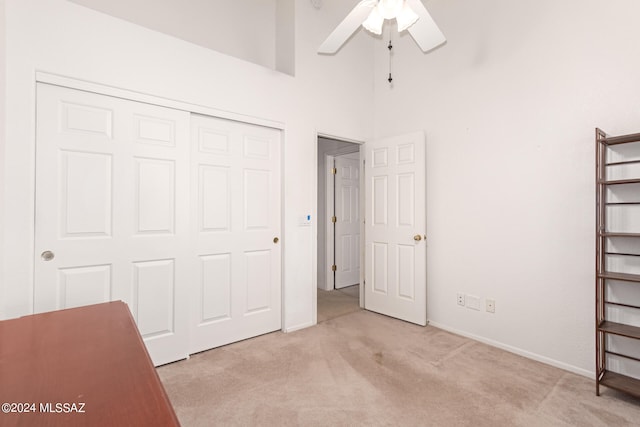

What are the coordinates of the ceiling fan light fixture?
(396, 2, 419, 32)
(317, 0, 446, 54)
(362, 7, 384, 35)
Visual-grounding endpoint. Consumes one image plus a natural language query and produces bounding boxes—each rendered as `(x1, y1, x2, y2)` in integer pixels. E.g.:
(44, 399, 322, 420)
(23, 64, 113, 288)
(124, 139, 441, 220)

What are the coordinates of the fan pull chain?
(388, 39, 393, 83)
(387, 24, 394, 85)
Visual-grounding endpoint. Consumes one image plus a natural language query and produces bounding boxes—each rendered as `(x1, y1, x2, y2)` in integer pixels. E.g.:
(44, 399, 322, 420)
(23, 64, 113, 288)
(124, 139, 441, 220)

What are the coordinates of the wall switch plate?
(486, 298, 495, 313)
(466, 294, 481, 311)
(457, 293, 465, 306)
(300, 214, 312, 226)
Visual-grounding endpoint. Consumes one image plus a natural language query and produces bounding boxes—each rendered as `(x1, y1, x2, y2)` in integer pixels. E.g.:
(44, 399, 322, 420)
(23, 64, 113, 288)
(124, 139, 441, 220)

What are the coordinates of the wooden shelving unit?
(596, 128, 640, 399)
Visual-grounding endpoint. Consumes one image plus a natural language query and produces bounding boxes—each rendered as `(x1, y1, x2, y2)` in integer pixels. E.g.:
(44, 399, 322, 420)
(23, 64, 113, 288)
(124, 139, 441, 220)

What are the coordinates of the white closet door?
(364, 131, 427, 325)
(189, 114, 282, 354)
(34, 83, 190, 366)
(334, 155, 360, 289)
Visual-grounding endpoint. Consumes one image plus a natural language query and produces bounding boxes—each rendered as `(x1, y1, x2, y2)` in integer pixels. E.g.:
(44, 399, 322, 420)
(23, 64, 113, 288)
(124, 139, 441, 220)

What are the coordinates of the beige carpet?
(316, 285, 361, 323)
(158, 293, 640, 426)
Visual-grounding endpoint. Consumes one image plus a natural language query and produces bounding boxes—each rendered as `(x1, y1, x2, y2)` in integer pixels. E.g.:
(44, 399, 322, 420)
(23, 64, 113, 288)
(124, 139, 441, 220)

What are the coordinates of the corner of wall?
(0, 0, 6, 320)
(276, 0, 295, 76)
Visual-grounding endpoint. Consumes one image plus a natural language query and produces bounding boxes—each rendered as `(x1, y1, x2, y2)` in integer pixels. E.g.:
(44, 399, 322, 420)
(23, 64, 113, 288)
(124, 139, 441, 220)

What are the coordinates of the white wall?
(372, 0, 640, 375)
(0, 0, 374, 330)
(68, 0, 280, 71)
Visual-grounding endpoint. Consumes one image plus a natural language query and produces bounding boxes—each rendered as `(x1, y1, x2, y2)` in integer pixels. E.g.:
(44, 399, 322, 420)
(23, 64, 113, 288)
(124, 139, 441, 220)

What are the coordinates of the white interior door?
(364, 131, 427, 325)
(334, 154, 360, 289)
(189, 114, 282, 354)
(34, 83, 191, 365)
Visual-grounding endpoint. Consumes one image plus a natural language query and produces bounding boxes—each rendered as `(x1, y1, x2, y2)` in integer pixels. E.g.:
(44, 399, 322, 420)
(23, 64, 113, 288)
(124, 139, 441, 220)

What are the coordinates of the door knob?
(41, 251, 55, 261)
(413, 235, 422, 241)
(273, 237, 279, 244)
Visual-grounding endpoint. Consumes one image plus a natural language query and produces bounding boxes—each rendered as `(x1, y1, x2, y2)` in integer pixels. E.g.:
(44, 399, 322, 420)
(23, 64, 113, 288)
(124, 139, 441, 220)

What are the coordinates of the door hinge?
(331, 216, 337, 223)
(331, 167, 337, 175)
(332, 265, 337, 272)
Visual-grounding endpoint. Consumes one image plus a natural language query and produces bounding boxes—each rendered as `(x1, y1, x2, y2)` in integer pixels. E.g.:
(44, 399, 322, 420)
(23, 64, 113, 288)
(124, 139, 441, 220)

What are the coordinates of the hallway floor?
(317, 284, 360, 323)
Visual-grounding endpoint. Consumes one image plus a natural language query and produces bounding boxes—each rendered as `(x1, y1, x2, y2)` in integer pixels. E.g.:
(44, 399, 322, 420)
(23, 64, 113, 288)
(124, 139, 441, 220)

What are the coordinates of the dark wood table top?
(0, 301, 180, 426)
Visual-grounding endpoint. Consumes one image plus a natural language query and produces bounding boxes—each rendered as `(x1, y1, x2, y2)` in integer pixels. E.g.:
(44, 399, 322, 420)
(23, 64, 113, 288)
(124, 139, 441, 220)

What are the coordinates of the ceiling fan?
(318, 0, 446, 54)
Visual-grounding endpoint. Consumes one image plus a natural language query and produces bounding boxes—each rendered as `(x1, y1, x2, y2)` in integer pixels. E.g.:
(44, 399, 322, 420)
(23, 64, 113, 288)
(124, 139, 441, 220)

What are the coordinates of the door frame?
(32, 72, 287, 336)
(324, 154, 335, 291)
(313, 133, 365, 324)
(328, 152, 361, 290)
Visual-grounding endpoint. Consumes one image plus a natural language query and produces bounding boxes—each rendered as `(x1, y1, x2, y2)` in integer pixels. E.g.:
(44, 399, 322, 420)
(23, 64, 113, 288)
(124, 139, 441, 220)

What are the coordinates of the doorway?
(316, 136, 362, 322)
(316, 131, 428, 327)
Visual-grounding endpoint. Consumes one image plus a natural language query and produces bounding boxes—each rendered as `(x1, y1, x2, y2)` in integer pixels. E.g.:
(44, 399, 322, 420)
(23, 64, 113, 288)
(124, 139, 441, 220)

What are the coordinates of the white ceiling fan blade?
(405, 0, 446, 53)
(318, 0, 377, 54)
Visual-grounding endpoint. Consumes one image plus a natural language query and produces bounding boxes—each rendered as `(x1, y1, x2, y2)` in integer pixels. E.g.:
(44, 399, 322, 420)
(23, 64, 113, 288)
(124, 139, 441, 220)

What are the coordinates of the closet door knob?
(41, 251, 55, 261)
(413, 235, 422, 242)
(273, 237, 279, 244)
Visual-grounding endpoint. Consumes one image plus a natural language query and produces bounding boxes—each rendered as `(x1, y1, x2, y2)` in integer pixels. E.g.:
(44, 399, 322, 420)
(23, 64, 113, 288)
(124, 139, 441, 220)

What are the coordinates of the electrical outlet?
(486, 298, 495, 313)
(457, 293, 465, 306)
(466, 294, 481, 311)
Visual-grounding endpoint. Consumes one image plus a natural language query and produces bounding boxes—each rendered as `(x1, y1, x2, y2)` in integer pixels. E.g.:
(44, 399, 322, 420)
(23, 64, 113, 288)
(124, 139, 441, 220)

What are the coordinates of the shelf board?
(606, 159, 640, 167)
(605, 252, 640, 258)
(599, 371, 640, 399)
(599, 272, 640, 283)
(606, 350, 640, 363)
(598, 321, 640, 340)
(601, 133, 640, 145)
(605, 301, 640, 310)
(601, 232, 640, 237)
(605, 202, 640, 206)
(599, 178, 640, 185)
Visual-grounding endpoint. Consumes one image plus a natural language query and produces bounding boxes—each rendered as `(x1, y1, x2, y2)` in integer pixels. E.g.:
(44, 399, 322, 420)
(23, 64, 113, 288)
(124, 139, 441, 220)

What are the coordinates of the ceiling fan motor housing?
(378, 0, 404, 19)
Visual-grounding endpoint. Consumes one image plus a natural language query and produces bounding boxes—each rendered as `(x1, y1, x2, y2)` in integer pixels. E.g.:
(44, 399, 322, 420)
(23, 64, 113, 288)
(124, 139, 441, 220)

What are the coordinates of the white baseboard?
(427, 321, 594, 379)
(284, 321, 314, 333)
